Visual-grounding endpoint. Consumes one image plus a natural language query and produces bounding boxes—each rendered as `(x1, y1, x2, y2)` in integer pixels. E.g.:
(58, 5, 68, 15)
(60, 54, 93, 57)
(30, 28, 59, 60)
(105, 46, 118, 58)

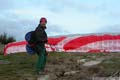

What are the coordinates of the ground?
(0, 52, 120, 80)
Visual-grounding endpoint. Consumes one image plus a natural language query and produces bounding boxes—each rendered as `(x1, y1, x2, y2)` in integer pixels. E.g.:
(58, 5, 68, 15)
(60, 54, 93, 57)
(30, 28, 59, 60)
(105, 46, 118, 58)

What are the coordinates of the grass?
(0, 52, 120, 80)
(0, 52, 69, 80)
(0, 53, 37, 80)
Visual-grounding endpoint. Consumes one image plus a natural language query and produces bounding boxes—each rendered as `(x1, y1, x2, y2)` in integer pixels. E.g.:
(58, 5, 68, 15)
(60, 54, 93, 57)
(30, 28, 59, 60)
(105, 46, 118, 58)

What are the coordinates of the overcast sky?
(0, 0, 120, 41)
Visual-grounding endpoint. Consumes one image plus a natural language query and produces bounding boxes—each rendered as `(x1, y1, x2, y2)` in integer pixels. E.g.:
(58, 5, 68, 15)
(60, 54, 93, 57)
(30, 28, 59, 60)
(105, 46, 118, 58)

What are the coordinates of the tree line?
(0, 33, 16, 44)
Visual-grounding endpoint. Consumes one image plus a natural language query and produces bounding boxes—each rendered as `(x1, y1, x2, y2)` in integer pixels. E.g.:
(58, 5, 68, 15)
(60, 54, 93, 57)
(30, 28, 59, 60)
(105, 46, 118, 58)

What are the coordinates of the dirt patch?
(37, 53, 120, 80)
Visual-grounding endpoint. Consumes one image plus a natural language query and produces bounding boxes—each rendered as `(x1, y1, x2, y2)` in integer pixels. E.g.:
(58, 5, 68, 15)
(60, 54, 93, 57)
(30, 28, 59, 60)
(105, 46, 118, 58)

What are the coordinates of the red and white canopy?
(4, 34, 120, 55)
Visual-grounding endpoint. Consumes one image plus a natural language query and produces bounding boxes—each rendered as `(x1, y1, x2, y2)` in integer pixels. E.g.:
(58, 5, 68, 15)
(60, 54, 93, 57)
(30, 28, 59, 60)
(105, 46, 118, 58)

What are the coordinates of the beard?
(41, 25, 47, 29)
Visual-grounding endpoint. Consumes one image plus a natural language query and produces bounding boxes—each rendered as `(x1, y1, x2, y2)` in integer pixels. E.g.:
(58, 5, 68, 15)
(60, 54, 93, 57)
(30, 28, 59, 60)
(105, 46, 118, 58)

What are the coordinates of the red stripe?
(63, 35, 120, 50)
(48, 36, 66, 45)
(4, 41, 27, 55)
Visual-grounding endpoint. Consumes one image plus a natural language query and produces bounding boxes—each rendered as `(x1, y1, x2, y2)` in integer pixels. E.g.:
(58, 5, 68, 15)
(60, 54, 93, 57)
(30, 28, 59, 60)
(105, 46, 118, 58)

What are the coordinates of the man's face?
(40, 22, 47, 29)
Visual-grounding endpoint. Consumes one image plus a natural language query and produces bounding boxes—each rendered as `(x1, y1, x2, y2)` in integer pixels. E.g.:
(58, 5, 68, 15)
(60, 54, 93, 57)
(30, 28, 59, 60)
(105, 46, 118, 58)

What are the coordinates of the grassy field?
(0, 53, 37, 80)
(0, 52, 120, 80)
(0, 52, 71, 80)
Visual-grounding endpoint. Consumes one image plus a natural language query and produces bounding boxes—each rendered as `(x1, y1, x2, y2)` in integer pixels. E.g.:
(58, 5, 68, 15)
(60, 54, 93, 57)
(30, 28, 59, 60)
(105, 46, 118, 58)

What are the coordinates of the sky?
(0, 0, 120, 41)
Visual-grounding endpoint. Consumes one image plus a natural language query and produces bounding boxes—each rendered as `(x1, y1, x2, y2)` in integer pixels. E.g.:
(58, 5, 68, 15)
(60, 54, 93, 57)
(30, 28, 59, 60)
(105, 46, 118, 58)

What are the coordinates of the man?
(31, 17, 48, 74)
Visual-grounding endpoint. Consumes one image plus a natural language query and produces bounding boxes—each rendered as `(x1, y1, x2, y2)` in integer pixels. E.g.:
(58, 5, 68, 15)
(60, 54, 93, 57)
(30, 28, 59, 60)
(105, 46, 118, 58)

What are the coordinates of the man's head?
(40, 17, 47, 29)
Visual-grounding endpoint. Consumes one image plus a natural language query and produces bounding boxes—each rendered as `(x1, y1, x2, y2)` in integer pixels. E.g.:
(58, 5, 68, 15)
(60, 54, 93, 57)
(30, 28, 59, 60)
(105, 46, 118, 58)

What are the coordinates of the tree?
(0, 33, 16, 44)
